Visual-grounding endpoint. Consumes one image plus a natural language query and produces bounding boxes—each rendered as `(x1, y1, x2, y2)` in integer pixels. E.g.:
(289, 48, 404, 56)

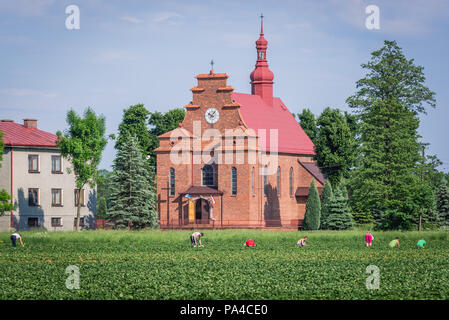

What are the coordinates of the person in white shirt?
(10, 233, 24, 247)
(190, 232, 204, 247)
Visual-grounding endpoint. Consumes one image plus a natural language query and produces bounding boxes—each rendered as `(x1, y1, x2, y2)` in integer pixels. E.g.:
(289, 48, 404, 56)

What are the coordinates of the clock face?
(205, 107, 219, 124)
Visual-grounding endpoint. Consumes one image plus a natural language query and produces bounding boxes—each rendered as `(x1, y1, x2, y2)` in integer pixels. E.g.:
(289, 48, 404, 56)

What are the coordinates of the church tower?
(250, 15, 274, 106)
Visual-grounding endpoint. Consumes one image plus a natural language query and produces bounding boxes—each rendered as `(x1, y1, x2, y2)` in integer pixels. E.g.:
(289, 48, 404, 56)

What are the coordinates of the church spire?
(250, 14, 274, 106)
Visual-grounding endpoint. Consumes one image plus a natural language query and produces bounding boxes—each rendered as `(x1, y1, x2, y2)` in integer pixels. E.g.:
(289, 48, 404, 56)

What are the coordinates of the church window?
(231, 167, 237, 195)
(169, 168, 175, 196)
(202, 165, 214, 187)
(289, 167, 294, 197)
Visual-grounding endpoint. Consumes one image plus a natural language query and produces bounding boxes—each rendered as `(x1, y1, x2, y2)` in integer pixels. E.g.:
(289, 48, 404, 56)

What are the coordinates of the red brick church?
(156, 19, 325, 229)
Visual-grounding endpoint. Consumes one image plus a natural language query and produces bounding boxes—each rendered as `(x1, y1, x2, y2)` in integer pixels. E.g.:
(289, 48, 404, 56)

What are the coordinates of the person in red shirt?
(244, 239, 256, 247)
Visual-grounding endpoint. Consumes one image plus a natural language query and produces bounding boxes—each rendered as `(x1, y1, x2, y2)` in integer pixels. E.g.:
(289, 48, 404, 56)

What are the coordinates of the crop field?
(1, 229, 449, 300)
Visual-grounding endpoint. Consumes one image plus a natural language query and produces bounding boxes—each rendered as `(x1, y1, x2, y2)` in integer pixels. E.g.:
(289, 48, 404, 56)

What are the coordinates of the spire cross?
(210, 59, 214, 70)
(260, 14, 264, 34)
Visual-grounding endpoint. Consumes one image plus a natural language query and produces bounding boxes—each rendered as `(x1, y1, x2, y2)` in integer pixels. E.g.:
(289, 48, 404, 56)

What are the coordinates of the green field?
(1, 229, 448, 300)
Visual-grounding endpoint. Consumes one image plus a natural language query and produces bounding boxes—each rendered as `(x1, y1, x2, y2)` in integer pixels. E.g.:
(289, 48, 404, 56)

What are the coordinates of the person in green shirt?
(389, 237, 400, 248)
(416, 238, 426, 248)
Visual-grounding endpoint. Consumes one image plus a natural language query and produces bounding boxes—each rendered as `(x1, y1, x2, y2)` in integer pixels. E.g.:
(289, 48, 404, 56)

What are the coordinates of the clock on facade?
(205, 107, 219, 124)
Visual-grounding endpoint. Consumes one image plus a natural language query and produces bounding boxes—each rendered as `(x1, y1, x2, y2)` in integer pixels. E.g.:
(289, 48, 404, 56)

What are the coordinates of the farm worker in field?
(365, 233, 374, 247)
(244, 239, 256, 247)
(190, 232, 204, 247)
(10, 233, 24, 247)
(389, 237, 400, 248)
(416, 238, 426, 248)
(297, 237, 308, 247)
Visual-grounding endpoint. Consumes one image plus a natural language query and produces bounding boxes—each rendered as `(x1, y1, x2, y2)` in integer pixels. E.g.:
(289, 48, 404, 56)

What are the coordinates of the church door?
(195, 199, 210, 224)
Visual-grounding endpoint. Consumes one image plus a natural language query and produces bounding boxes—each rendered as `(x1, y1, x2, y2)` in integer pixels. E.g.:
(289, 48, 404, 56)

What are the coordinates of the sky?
(1, 0, 448, 171)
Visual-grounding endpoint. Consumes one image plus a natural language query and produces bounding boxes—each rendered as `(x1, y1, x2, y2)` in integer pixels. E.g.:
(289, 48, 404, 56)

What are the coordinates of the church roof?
(298, 161, 326, 185)
(232, 92, 315, 155)
(0, 120, 57, 148)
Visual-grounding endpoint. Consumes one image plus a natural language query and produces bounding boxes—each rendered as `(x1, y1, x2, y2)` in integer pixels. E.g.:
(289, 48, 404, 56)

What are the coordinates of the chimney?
(23, 119, 37, 129)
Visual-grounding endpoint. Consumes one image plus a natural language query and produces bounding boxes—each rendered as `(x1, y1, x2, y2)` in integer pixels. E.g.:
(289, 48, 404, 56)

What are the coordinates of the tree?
(326, 187, 354, 230)
(314, 107, 357, 187)
(148, 108, 185, 169)
(115, 104, 152, 160)
(319, 180, 334, 229)
(108, 135, 158, 229)
(96, 169, 114, 218)
(0, 189, 16, 216)
(296, 109, 317, 143)
(436, 179, 449, 226)
(347, 40, 436, 230)
(303, 180, 321, 230)
(56, 108, 108, 231)
(97, 197, 108, 220)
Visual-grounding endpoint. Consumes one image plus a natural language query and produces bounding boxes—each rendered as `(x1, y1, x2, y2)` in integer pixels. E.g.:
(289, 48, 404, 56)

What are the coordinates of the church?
(155, 19, 325, 229)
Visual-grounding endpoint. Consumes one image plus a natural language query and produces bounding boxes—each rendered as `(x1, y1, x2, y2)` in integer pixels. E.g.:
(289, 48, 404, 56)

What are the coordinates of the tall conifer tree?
(347, 40, 436, 230)
(108, 135, 158, 229)
(326, 187, 354, 230)
(304, 180, 321, 230)
(320, 181, 333, 229)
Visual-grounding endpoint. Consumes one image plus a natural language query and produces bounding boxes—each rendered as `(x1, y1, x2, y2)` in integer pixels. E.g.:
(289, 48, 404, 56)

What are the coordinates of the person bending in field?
(416, 238, 426, 248)
(365, 233, 374, 247)
(297, 236, 308, 247)
(10, 232, 24, 247)
(244, 239, 256, 247)
(190, 232, 204, 247)
(389, 237, 400, 248)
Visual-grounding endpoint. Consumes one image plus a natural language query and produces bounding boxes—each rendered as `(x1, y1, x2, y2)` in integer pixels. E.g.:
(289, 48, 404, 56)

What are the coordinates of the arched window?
(231, 167, 237, 195)
(202, 165, 214, 186)
(169, 168, 175, 196)
(251, 167, 255, 195)
(263, 166, 268, 196)
(277, 167, 281, 196)
(289, 167, 294, 197)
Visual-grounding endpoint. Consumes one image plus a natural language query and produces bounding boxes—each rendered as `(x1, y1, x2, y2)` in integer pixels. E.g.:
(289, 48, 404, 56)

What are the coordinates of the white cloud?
(152, 12, 182, 23)
(121, 16, 143, 24)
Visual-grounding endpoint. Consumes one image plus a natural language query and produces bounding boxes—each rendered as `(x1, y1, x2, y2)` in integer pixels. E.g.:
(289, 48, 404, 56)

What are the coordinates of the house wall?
(0, 146, 96, 232)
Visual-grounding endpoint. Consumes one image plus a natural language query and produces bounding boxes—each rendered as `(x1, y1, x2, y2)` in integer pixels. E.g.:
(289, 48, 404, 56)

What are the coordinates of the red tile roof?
(0, 121, 57, 147)
(298, 161, 326, 185)
(295, 186, 323, 197)
(232, 92, 315, 155)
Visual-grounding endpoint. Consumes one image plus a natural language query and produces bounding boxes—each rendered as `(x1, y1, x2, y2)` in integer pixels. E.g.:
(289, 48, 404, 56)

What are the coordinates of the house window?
(289, 167, 294, 197)
(74, 189, 85, 206)
(74, 217, 85, 227)
(263, 166, 268, 196)
(277, 167, 281, 196)
(251, 167, 255, 195)
(202, 165, 214, 187)
(27, 217, 39, 228)
(28, 188, 39, 206)
(169, 168, 175, 196)
(51, 189, 62, 206)
(231, 167, 237, 195)
(51, 217, 62, 227)
(28, 155, 39, 173)
(52, 156, 62, 173)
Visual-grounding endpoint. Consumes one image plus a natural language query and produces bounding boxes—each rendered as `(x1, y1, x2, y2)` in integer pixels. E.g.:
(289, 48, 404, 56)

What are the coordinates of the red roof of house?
(232, 92, 315, 155)
(0, 121, 57, 147)
(298, 161, 326, 185)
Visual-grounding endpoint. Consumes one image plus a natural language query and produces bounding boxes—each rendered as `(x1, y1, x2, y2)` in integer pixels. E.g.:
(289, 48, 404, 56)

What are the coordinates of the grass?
(1, 229, 448, 300)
